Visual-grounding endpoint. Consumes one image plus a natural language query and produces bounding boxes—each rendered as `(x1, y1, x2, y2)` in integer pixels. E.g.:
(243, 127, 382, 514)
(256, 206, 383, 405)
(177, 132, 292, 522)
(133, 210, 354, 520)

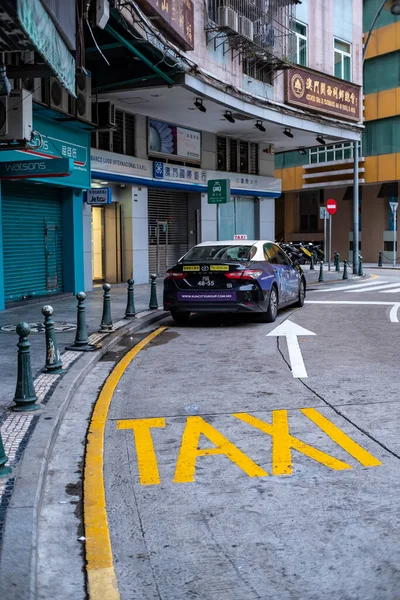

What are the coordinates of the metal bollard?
(335, 252, 340, 272)
(0, 429, 12, 477)
(100, 283, 113, 331)
(343, 260, 349, 280)
(378, 251, 383, 267)
(66, 292, 100, 352)
(42, 305, 64, 373)
(310, 253, 315, 270)
(318, 261, 324, 282)
(125, 278, 136, 318)
(359, 256, 364, 277)
(149, 274, 158, 310)
(12, 323, 39, 412)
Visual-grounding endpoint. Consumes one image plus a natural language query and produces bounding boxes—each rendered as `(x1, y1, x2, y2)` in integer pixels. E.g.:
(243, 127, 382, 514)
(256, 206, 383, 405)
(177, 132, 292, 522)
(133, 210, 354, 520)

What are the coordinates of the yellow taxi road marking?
(116, 409, 381, 485)
(117, 418, 166, 485)
(172, 416, 268, 483)
(234, 411, 352, 474)
(84, 326, 167, 599)
(183, 265, 200, 271)
(301, 408, 382, 467)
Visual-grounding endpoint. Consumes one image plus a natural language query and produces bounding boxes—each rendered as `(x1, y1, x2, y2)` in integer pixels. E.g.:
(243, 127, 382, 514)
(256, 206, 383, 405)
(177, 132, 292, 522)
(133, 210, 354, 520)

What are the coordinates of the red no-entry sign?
(326, 199, 337, 215)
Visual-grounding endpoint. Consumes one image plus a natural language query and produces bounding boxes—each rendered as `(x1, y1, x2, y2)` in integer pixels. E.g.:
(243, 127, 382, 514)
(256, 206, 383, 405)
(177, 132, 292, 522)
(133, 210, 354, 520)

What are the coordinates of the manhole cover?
(0, 322, 76, 334)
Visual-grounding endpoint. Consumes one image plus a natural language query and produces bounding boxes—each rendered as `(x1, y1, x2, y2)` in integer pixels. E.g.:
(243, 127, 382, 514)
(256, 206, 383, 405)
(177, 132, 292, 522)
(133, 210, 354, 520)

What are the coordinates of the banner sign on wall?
(149, 119, 201, 162)
(135, 0, 194, 50)
(86, 187, 112, 205)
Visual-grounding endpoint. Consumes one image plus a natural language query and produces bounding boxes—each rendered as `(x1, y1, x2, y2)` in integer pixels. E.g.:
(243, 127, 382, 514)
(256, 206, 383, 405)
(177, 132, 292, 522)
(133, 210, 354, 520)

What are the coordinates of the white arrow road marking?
(313, 281, 388, 293)
(306, 300, 400, 323)
(267, 320, 316, 379)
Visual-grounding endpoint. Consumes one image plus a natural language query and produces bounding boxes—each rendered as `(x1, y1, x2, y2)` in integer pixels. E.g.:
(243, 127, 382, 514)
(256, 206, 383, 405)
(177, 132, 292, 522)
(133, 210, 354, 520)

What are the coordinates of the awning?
(0, 0, 75, 96)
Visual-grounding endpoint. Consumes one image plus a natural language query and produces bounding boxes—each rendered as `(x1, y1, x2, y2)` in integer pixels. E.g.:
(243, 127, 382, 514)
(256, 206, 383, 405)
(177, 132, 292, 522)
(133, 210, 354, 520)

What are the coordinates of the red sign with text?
(326, 199, 337, 215)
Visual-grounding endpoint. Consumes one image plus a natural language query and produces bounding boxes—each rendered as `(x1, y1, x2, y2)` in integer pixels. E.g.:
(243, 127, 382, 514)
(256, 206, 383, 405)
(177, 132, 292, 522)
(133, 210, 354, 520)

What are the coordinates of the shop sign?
(149, 120, 201, 162)
(285, 67, 361, 122)
(86, 188, 112, 205)
(208, 179, 230, 204)
(0, 157, 72, 180)
(91, 149, 152, 178)
(135, 0, 194, 51)
(0, 115, 90, 188)
(153, 161, 206, 184)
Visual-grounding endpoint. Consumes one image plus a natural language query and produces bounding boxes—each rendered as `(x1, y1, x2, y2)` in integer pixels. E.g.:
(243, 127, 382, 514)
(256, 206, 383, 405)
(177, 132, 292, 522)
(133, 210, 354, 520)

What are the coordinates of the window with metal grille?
(217, 137, 259, 175)
(92, 110, 135, 156)
(217, 136, 227, 171)
(243, 59, 273, 84)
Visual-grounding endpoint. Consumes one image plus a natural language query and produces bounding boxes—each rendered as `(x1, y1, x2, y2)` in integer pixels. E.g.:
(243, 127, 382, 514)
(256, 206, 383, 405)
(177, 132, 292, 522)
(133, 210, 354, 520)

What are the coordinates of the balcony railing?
(207, 0, 297, 68)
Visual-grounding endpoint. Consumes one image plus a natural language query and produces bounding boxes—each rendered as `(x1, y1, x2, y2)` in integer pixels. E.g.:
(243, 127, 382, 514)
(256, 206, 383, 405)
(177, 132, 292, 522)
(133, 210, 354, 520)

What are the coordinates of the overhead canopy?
(0, 0, 75, 95)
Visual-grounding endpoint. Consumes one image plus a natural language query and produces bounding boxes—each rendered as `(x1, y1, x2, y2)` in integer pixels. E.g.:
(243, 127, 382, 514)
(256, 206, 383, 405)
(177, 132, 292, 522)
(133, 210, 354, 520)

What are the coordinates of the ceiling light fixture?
(283, 128, 293, 138)
(194, 98, 206, 113)
(316, 135, 325, 145)
(223, 111, 235, 123)
(298, 147, 307, 156)
(255, 120, 266, 133)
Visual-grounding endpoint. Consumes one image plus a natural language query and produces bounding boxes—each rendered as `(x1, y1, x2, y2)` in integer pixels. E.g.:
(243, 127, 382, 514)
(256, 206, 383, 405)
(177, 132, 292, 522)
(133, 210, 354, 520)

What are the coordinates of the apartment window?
(92, 109, 135, 156)
(243, 59, 273, 85)
(217, 137, 259, 175)
(310, 142, 355, 164)
(334, 38, 351, 81)
(294, 21, 307, 67)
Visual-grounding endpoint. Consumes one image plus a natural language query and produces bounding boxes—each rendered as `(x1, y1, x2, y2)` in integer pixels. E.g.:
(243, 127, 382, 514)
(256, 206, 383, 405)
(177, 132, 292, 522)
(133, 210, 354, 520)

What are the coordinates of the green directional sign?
(208, 179, 230, 204)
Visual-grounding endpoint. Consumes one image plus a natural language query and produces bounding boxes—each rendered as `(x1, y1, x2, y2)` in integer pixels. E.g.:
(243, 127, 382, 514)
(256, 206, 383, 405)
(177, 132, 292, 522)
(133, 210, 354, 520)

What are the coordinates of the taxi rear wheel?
(171, 310, 191, 326)
(295, 278, 305, 307)
(260, 286, 278, 323)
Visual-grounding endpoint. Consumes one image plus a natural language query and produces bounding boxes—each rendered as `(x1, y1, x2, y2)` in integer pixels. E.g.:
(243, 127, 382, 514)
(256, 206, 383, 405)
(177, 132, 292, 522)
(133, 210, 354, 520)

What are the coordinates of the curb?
(0, 310, 169, 600)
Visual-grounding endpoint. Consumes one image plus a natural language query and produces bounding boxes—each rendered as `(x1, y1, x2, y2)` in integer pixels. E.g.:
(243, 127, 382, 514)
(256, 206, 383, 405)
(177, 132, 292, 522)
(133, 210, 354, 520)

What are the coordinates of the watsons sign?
(0, 158, 73, 180)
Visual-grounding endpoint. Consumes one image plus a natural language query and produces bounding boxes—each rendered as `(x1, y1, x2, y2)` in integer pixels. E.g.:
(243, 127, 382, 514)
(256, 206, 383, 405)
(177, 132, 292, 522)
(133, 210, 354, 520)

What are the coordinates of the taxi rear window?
(182, 245, 253, 262)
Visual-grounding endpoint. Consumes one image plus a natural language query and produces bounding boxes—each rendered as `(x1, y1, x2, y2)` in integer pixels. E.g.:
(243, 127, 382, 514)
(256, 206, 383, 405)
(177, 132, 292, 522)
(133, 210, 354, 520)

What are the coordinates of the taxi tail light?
(166, 272, 186, 280)
(225, 269, 263, 280)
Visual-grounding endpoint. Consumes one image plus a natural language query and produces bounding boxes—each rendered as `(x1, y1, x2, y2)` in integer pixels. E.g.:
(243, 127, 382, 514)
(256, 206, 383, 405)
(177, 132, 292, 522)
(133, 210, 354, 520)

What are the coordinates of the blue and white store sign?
(86, 188, 112, 205)
(153, 161, 207, 184)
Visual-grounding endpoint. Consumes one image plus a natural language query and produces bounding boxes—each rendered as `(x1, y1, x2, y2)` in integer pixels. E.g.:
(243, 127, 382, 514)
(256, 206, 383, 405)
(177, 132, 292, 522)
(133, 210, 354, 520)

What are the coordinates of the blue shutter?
(2, 182, 63, 301)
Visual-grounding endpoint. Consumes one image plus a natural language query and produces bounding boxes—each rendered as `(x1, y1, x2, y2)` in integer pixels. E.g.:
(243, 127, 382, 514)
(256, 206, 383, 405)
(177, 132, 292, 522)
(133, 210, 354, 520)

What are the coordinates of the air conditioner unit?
(94, 101, 116, 128)
(45, 77, 69, 114)
(239, 17, 254, 41)
(0, 90, 33, 141)
(75, 70, 92, 122)
(22, 78, 43, 103)
(218, 6, 239, 32)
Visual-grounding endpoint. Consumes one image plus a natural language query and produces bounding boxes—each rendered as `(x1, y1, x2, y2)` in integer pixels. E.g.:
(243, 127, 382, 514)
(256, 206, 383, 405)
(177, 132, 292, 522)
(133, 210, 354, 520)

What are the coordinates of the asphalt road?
(87, 269, 400, 599)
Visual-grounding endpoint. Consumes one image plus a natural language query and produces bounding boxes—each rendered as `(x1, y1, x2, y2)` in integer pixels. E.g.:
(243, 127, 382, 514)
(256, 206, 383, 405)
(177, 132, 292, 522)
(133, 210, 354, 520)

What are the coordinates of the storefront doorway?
(218, 196, 257, 240)
(91, 203, 122, 284)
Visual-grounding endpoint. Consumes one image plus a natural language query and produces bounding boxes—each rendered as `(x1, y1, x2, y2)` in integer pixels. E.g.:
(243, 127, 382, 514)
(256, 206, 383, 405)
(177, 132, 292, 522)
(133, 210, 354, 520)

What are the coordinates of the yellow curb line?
(83, 326, 168, 599)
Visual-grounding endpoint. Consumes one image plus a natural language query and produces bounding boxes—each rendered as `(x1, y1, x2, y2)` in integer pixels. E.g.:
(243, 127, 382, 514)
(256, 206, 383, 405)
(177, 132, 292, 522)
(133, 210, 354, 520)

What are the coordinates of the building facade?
(84, 0, 362, 288)
(274, 0, 365, 261)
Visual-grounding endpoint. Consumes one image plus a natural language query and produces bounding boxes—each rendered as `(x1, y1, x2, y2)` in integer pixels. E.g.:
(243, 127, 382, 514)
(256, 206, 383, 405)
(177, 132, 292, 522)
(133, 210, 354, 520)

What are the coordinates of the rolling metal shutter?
(148, 188, 188, 275)
(2, 182, 63, 301)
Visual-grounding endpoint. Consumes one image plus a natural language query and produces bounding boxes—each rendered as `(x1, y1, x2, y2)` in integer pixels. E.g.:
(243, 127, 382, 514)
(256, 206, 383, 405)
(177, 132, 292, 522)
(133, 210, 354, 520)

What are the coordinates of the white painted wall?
(201, 193, 218, 241)
(119, 185, 149, 284)
(259, 199, 275, 241)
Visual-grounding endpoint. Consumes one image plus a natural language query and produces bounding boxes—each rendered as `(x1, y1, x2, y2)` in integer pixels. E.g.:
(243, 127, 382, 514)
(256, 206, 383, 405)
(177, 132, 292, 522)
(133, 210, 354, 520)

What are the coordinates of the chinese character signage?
(153, 161, 206, 183)
(149, 119, 201, 161)
(285, 67, 361, 122)
(135, 0, 194, 51)
(208, 179, 230, 204)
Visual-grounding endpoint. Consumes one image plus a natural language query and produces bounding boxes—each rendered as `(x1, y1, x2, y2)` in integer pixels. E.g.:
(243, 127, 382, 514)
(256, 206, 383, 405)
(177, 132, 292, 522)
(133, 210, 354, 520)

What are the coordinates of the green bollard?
(343, 260, 349, 280)
(42, 305, 65, 374)
(359, 256, 364, 277)
(0, 429, 12, 477)
(378, 251, 383, 267)
(12, 323, 39, 412)
(318, 261, 324, 282)
(125, 279, 136, 318)
(100, 283, 113, 331)
(66, 292, 100, 352)
(310, 253, 315, 270)
(335, 252, 340, 272)
(149, 274, 159, 310)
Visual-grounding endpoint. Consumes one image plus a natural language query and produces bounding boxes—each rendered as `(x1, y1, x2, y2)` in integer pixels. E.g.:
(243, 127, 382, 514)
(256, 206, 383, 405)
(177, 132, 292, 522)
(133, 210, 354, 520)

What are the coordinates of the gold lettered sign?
(285, 67, 361, 122)
(135, 0, 194, 51)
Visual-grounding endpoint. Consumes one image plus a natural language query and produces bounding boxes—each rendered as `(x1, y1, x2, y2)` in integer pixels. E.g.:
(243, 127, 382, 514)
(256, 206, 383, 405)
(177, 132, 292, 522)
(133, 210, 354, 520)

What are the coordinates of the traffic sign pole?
(323, 211, 327, 264)
(326, 199, 337, 272)
(390, 201, 399, 267)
